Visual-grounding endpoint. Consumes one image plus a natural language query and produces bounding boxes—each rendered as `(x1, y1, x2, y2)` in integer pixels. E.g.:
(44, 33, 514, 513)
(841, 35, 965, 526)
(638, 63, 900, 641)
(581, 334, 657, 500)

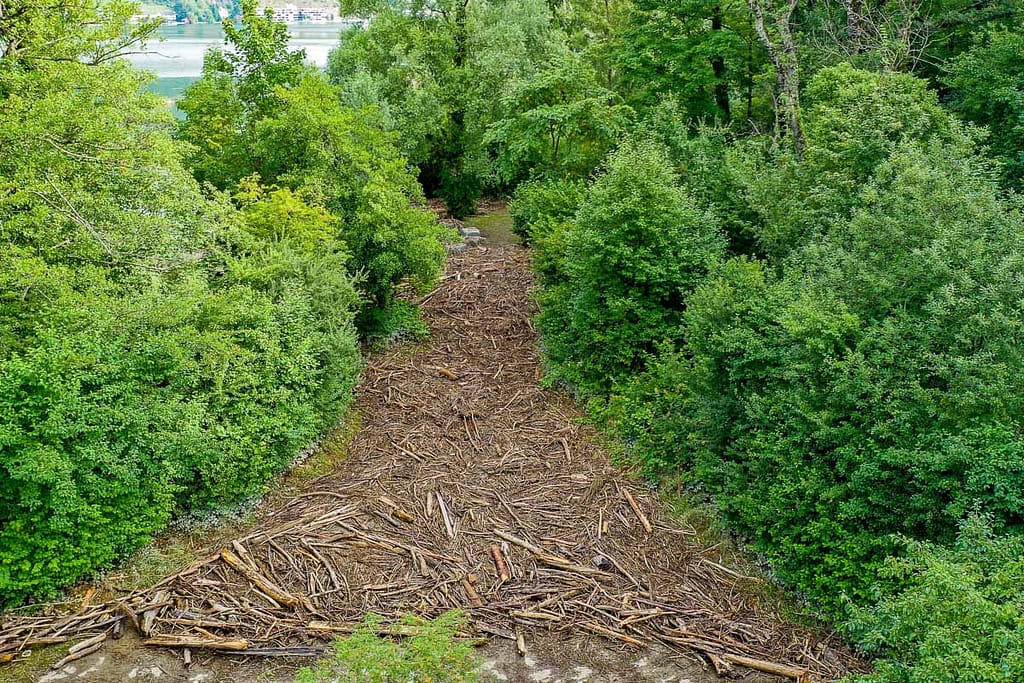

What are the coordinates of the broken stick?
(144, 634, 248, 651)
(621, 487, 653, 534)
(721, 654, 810, 683)
(220, 548, 299, 607)
(490, 545, 511, 582)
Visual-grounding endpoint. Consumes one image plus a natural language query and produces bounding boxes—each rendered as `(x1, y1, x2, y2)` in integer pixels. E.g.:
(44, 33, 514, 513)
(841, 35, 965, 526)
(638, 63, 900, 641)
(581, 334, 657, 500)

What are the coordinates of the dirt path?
(4, 243, 862, 682)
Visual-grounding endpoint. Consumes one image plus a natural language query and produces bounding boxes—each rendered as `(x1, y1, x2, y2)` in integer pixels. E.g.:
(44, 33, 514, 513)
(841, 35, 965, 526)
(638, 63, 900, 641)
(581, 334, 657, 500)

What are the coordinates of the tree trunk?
(844, 0, 862, 51)
(746, 0, 805, 160)
(711, 6, 732, 121)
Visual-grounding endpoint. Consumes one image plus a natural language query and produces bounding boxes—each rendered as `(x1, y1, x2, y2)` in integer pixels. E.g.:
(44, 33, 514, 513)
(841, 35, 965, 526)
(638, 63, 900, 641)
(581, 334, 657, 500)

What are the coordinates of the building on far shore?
(264, 5, 337, 22)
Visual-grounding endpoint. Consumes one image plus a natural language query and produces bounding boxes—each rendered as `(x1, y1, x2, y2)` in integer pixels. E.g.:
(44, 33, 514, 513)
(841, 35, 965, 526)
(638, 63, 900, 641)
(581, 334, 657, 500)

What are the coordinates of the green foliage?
(0, 1, 362, 605)
(295, 612, 479, 683)
(252, 74, 450, 314)
(486, 50, 633, 185)
(733, 65, 968, 261)
(328, 10, 449, 168)
(616, 0, 766, 123)
(179, 7, 449, 326)
(508, 177, 586, 243)
(328, 4, 482, 215)
(538, 142, 726, 396)
(845, 516, 1024, 683)
(329, 0, 572, 212)
(945, 26, 1024, 191)
(362, 299, 432, 347)
(234, 179, 342, 249)
(177, 0, 309, 188)
(611, 140, 1024, 614)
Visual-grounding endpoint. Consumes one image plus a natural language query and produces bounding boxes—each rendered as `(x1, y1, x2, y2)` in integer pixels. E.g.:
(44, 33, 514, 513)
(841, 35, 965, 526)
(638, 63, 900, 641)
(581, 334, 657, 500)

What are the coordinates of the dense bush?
(608, 139, 1024, 613)
(846, 516, 1024, 683)
(944, 26, 1024, 191)
(538, 142, 725, 396)
(249, 74, 450, 319)
(179, 7, 450, 326)
(528, 67, 1024, 626)
(0, 2, 366, 605)
(508, 177, 586, 243)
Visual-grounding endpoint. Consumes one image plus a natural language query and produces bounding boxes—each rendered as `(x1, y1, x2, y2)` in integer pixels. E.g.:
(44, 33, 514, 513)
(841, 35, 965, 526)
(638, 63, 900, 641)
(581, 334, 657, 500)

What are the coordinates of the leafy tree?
(177, 0, 308, 187)
(550, 0, 632, 90)
(539, 142, 726, 396)
(0, 0, 160, 69)
(252, 74, 450, 316)
(486, 50, 633, 185)
(335, 0, 486, 215)
(731, 65, 965, 261)
(332, 0, 571, 213)
(616, 0, 765, 123)
(328, 11, 449, 168)
(945, 26, 1024, 190)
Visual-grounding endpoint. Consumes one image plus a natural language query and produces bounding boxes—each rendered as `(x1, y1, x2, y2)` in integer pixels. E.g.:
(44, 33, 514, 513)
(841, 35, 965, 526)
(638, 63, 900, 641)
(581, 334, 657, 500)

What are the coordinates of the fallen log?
(220, 548, 299, 608)
(722, 653, 811, 683)
(144, 634, 249, 651)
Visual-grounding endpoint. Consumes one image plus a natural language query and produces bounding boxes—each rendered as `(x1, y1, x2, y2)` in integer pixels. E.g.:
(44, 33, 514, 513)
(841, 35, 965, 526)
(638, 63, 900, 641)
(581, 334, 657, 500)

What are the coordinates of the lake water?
(127, 22, 356, 103)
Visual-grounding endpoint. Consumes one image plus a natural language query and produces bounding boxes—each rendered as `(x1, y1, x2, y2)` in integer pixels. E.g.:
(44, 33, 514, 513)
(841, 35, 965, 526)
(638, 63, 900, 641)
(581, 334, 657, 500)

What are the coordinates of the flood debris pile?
(0, 248, 864, 682)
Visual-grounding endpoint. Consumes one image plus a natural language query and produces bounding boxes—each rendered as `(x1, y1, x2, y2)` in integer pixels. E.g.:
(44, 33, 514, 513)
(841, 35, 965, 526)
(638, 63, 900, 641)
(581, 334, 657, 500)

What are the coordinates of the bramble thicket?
(3, 0, 1024, 679)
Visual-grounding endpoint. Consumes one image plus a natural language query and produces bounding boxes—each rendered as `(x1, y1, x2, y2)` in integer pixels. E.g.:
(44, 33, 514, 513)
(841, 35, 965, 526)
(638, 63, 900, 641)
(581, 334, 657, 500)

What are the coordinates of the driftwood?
(0, 247, 865, 682)
(723, 653, 812, 682)
(220, 548, 299, 608)
(143, 635, 248, 651)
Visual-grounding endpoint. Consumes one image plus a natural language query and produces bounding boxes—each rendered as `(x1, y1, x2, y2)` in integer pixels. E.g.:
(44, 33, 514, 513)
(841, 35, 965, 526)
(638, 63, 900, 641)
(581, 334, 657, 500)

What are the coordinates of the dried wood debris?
(0, 247, 865, 681)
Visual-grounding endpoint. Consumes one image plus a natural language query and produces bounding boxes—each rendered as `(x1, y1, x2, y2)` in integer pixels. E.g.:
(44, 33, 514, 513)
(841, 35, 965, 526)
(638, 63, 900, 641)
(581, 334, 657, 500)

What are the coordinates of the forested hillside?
(3, 0, 1024, 679)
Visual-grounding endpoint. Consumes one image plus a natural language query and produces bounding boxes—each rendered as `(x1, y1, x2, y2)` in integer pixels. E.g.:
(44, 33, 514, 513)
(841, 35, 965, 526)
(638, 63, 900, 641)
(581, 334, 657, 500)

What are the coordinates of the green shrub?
(0, 7, 363, 606)
(296, 612, 479, 683)
(944, 27, 1024, 191)
(538, 141, 725, 397)
(508, 177, 586, 243)
(251, 74, 451, 318)
(845, 516, 1024, 683)
(0, 247, 363, 604)
(362, 299, 432, 347)
(730, 65, 969, 261)
(616, 141, 1024, 615)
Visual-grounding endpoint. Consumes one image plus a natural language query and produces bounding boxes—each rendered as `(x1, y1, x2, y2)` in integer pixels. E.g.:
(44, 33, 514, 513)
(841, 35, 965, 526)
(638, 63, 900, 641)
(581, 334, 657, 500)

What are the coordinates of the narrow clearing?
(2, 244, 863, 682)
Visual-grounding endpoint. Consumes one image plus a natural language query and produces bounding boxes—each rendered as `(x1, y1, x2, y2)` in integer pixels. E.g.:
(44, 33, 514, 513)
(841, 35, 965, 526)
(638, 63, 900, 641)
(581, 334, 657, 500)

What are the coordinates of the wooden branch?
(490, 544, 511, 582)
(722, 653, 810, 682)
(493, 529, 610, 578)
(144, 634, 249, 651)
(621, 487, 652, 534)
(220, 549, 299, 608)
(581, 621, 646, 647)
(437, 492, 456, 538)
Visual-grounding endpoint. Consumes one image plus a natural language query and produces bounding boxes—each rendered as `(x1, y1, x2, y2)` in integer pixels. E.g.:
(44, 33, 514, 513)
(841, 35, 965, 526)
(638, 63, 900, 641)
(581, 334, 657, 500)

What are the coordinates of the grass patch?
(296, 611, 480, 683)
(2, 642, 72, 683)
(463, 208, 517, 246)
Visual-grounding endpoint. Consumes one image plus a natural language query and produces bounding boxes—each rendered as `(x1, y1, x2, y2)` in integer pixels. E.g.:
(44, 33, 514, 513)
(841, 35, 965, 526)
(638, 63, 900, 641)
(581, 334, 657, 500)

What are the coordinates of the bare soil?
(1, 242, 863, 682)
